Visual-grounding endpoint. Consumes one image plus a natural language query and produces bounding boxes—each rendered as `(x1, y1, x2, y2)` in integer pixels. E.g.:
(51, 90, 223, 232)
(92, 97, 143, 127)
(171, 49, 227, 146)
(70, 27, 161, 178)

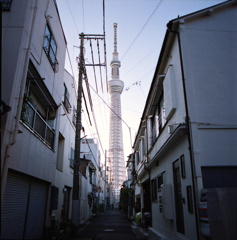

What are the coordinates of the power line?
(121, 0, 164, 60)
(66, 0, 80, 34)
(121, 47, 158, 78)
(88, 82, 131, 132)
(125, 66, 155, 91)
(103, 0, 109, 92)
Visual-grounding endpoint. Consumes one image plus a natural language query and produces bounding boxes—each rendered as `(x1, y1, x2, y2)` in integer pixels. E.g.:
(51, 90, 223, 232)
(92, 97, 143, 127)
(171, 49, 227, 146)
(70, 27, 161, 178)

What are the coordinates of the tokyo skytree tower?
(108, 23, 126, 207)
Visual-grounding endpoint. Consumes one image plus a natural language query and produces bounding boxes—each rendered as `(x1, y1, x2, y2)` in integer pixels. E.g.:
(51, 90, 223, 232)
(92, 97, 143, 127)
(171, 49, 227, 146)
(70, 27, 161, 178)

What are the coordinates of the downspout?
(1, 0, 38, 200)
(167, 21, 200, 240)
(144, 164, 152, 227)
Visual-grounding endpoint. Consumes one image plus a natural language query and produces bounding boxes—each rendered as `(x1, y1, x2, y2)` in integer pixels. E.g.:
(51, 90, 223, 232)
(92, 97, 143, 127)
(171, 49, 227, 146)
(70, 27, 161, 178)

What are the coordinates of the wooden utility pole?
(72, 33, 84, 227)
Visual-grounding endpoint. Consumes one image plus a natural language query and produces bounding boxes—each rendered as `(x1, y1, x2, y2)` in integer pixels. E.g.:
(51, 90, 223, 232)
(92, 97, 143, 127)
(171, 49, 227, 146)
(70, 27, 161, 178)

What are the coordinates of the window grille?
(43, 24, 58, 72)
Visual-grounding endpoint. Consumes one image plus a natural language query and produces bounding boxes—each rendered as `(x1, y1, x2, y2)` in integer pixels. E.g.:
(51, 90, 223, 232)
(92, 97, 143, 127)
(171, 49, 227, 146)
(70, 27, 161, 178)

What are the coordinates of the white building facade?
(79, 138, 104, 224)
(52, 69, 78, 225)
(1, 1, 70, 239)
(130, 1, 237, 240)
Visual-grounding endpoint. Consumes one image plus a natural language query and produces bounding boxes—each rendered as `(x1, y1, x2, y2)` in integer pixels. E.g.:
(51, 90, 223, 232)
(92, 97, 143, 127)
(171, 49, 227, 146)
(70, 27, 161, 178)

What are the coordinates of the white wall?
(53, 70, 77, 220)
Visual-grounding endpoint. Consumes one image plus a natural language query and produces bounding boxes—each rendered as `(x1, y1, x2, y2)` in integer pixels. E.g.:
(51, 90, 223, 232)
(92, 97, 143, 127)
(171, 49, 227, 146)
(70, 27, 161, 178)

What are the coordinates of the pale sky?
(56, 0, 226, 164)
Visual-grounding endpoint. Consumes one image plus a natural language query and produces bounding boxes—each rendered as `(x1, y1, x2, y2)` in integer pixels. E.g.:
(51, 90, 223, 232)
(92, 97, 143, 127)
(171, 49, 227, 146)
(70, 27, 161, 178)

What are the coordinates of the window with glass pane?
(43, 24, 58, 72)
(1, 0, 12, 11)
(20, 61, 56, 149)
(63, 84, 71, 113)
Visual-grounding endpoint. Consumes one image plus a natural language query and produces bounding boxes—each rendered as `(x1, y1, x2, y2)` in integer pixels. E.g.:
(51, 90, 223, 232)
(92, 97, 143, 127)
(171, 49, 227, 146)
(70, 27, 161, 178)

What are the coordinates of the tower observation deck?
(108, 23, 126, 208)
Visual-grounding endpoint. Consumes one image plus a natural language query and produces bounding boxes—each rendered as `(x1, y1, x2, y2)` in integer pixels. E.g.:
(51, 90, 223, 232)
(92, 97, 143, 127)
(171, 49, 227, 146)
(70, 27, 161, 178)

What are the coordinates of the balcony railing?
(21, 101, 55, 149)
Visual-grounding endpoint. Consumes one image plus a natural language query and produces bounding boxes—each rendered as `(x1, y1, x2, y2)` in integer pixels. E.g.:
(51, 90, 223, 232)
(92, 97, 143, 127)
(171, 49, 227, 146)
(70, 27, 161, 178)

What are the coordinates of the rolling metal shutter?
(1, 170, 48, 239)
(2, 171, 29, 239)
(24, 179, 48, 239)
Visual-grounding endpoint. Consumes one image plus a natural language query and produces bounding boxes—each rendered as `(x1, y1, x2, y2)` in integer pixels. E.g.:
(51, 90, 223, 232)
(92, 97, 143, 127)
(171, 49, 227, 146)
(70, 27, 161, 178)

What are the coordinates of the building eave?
(146, 124, 188, 170)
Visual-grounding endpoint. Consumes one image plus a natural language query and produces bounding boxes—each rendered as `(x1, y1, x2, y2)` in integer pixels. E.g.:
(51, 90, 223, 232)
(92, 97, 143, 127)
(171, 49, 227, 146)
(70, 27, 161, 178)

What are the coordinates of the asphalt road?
(73, 209, 145, 240)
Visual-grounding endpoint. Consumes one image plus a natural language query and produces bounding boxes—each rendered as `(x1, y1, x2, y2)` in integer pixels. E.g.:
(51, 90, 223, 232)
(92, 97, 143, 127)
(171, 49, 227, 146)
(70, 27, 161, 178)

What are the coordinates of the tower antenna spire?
(108, 23, 125, 209)
(113, 23, 118, 53)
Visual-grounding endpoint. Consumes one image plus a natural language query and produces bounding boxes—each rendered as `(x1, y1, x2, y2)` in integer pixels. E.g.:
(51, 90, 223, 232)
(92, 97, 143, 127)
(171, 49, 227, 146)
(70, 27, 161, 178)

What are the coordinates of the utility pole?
(72, 32, 106, 227)
(72, 32, 84, 227)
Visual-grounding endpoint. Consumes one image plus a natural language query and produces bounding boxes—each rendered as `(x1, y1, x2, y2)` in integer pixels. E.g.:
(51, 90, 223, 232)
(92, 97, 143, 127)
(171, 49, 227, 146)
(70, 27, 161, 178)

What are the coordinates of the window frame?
(43, 23, 58, 72)
(157, 172, 164, 192)
(63, 84, 71, 113)
(20, 61, 57, 149)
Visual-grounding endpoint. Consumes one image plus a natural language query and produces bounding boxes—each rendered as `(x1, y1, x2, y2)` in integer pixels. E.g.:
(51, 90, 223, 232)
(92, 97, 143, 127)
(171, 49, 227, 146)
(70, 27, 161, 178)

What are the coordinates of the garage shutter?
(2, 171, 29, 239)
(1, 170, 48, 239)
(24, 179, 48, 239)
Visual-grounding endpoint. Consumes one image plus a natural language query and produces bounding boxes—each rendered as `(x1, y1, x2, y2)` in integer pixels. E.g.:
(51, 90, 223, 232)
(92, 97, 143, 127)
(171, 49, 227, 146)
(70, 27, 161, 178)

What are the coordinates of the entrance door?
(173, 159, 185, 234)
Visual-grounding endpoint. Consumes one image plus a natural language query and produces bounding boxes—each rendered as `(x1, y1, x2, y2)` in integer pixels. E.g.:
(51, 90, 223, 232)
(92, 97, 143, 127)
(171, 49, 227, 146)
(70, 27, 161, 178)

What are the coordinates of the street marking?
(104, 229, 115, 232)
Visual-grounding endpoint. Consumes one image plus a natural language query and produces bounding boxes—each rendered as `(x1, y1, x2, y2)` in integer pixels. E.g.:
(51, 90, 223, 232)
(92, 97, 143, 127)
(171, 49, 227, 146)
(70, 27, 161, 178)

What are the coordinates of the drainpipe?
(1, 0, 38, 202)
(167, 21, 200, 240)
(144, 163, 152, 228)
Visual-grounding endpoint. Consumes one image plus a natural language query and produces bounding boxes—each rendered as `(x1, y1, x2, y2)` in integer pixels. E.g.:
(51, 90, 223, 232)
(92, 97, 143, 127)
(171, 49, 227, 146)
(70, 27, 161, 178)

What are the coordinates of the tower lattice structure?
(108, 23, 126, 207)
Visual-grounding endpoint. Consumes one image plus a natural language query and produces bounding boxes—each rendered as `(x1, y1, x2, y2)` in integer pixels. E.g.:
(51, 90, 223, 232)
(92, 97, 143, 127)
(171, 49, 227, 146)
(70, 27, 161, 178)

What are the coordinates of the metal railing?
(21, 101, 55, 149)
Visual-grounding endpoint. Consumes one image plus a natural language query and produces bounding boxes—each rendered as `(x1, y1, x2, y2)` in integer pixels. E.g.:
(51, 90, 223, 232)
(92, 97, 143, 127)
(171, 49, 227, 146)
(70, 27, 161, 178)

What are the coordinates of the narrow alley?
(72, 210, 147, 240)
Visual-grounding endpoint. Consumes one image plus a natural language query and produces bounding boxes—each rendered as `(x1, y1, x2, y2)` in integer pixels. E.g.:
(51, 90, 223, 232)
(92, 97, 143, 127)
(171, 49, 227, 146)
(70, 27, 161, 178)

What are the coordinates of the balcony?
(21, 101, 55, 149)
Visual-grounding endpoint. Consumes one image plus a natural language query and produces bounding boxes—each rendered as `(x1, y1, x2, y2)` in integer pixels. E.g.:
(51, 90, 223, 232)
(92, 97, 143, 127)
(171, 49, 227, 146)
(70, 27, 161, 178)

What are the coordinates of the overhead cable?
(97, 39, 104, 92)
(89, 39, 98, 92)
(103, 0, 109, 92)
(121, 0, 163, 60)
(66, 0, 80, 34)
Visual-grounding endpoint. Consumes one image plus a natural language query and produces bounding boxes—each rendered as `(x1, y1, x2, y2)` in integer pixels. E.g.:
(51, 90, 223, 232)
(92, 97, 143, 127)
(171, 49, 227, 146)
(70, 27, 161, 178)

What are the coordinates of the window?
(151, 107, 159, 143)
(20, 61, 57, 149)
(135, 151, 140, 166)
(158, 93, 166, 133)
(72, 105, 76, 126)
(180, 154, 186, 179)
(1, 0, 12, 11)
(186, 186, 193, 213)
(63, 84, 71, 113)
(43, 24, 58, 72)
(69, 147, 75, 168)
(57, 133, 64, 171)
(89, 168, 93, 184)
(151, 177, 157, 201)
(157, 172, 164, 192)
(151, 92, 166, 143)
